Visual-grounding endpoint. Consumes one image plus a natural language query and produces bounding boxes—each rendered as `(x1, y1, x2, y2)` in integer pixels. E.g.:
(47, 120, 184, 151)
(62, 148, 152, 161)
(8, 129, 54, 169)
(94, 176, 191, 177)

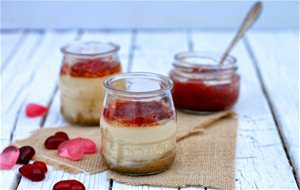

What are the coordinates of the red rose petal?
(53, 179, 85, 190)
(26, 103, 48, 118)
(19, 163, 46, 181)
(33, 161, 48, 173)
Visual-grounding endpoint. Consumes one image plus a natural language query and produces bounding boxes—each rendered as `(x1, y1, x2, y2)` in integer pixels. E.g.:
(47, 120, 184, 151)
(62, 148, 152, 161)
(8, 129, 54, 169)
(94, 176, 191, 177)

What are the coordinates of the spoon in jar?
(219, 1, 263, 64)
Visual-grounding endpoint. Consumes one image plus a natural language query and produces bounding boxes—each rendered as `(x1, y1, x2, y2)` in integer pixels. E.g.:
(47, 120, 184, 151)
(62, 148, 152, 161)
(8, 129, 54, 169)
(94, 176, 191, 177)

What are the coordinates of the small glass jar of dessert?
(100, 72, 177, 175)
(169, 52, 240, 113)
(60, 41, 122, 125)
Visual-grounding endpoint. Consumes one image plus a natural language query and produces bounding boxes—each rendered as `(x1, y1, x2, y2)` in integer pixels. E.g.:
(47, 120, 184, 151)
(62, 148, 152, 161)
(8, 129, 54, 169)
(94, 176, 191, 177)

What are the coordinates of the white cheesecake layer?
(59, 73, 120, 124)
(61, 94, 101, 122)
(60, 75, 107, 100)
(101, 119, 176, 144)
(101, 119, 176, 162)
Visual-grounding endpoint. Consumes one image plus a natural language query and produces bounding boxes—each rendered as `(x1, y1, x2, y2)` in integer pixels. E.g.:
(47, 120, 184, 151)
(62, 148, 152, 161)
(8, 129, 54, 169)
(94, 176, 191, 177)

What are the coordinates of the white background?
(1, 0, 299, 29)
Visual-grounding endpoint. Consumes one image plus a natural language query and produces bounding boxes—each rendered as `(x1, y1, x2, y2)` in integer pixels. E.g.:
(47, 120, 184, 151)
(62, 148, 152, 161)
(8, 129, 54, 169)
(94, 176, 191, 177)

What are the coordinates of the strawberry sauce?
(171, 75, 240, 111)
(103, 101, 173, 127)
(60, 59, 121, 78)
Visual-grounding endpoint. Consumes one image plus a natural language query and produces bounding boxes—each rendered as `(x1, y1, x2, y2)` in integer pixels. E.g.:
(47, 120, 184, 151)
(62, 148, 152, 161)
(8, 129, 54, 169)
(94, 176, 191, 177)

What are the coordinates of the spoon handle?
(219, 2, 263, 64)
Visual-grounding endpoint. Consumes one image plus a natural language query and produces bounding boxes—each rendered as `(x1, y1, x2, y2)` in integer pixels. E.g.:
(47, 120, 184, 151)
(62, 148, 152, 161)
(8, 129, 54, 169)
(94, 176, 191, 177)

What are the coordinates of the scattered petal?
(19, 161, 47, 181)
(44, 131, 69, 150)
(33, 161, 48, 173)
(54, 132, 69, 140)
(0, 146, 20, 170)
(53, 179, 85, 190)
(26, 103, 48, 118)
(82, 139, 97, 154)
(58, 138, 84, 161)
(17, 146, 35, 164)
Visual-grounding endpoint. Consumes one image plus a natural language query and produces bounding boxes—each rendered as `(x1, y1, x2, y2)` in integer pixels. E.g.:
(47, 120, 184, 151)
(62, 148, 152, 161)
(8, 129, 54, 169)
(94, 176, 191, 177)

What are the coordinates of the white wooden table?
(1, 29, 299, 190)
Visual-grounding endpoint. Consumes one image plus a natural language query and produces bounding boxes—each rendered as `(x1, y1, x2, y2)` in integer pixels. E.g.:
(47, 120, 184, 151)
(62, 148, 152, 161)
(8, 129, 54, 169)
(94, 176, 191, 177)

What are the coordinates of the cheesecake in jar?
(60, 41, 122, 125)
(100, 72, 177, 175)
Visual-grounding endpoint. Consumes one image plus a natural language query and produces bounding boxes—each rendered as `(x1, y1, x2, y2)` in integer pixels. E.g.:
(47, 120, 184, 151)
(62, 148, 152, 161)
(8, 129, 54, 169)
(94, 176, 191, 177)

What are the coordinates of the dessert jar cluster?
(169, 52, 240, 113)
(59, 41, 122, 125)
(100, 73, 177, 175)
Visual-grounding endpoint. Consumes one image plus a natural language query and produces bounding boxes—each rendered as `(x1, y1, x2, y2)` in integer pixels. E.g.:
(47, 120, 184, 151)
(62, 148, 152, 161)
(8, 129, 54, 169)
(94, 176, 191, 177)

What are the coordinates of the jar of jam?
(100, 72, 177, 175)
(169, 52, 240, 113)
(60, 41, 122, 125)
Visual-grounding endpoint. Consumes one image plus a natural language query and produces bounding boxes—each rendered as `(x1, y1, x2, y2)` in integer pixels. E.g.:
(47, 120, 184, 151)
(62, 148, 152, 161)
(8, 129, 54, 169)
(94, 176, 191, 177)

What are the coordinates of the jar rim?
(173, 51, 237, 71)
(61, 41, 120, 57)
(104, 72, 173, 97)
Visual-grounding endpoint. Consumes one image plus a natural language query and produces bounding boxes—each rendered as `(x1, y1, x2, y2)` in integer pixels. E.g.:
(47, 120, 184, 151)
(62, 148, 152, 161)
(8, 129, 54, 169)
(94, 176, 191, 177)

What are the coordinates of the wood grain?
(247, 31, 299, 184)
(1, 30, 43, 190)
(1, 30, 78, 190)
(1, 30, 24, 70)
(1, 29, 298, 190)
(131, 31, 188, 76)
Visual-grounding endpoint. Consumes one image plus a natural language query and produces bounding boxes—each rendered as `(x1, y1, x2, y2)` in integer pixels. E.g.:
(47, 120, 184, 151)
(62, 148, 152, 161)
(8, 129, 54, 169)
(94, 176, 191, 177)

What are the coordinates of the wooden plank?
(1, 31, 42, 140)
(191, 31, 298, 189)
(0, 30, 24, 69)
(14, 30, 78, 190)
(1, 31, 43, 190)
(81, 30, 133, 71)
(43, 91, 67, 127)
(9, 30, 78, 141)
(113, 181, 176, 190)
(0, 30, 77, 190)
(247, 31, 299, 183)
(0, 30, 24, 150)
(131, 31, 189, 76)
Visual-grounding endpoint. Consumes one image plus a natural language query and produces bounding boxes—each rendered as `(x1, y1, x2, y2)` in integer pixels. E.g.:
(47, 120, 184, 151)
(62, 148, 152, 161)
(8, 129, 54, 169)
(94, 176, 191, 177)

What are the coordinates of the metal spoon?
(219, 1, 263, 64)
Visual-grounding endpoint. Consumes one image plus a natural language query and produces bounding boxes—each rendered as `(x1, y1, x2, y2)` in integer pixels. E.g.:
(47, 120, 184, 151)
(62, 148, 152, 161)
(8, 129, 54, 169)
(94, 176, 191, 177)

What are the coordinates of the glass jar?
(100, 72, 177, 175)
(60, 41, 122, 125)
(169, 52, 240, 113)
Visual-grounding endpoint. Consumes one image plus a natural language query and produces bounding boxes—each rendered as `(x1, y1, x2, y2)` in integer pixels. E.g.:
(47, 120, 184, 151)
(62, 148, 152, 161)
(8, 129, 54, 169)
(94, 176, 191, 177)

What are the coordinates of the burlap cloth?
(13, 110, 238, 189)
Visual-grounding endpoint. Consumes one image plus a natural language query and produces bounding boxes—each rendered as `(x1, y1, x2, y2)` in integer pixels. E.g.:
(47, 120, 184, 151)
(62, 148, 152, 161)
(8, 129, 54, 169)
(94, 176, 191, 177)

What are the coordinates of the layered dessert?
(100, 100, 176, 175)
(60, 58, 121, 125)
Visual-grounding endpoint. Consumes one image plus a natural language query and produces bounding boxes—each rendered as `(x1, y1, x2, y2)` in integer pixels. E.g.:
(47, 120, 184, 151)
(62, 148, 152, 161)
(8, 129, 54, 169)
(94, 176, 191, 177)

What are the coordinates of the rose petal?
(81, 139, 97, 154)
(58, 138, 84, 161)
(26, 103, 48, 117)
(0, 146, 20, 170)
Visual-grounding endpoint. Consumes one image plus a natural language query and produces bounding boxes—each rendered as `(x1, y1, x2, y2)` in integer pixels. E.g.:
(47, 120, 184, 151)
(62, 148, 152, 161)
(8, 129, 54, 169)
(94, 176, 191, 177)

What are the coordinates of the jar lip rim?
(104, 72, 173, 96)
(173, 51, 237, 70)
(61, 41, 120, 57)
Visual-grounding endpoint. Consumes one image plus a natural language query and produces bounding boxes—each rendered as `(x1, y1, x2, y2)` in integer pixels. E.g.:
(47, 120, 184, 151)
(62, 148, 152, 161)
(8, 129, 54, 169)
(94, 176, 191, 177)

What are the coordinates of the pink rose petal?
(26, 103, 48, 118)
(57, 138, 97, 161)
(82, 139, 97, 154)
(0, 146, 20, 170)
(58, 138, 84, 161)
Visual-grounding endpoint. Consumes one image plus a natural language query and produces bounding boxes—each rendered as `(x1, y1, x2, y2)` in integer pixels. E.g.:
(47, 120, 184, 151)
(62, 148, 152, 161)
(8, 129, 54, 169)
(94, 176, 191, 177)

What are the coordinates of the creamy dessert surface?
(60, 74, 117, 100)
(101, 119, 176, 143)
(61, 95, 100, 124)
(101, 119, 176, 163)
